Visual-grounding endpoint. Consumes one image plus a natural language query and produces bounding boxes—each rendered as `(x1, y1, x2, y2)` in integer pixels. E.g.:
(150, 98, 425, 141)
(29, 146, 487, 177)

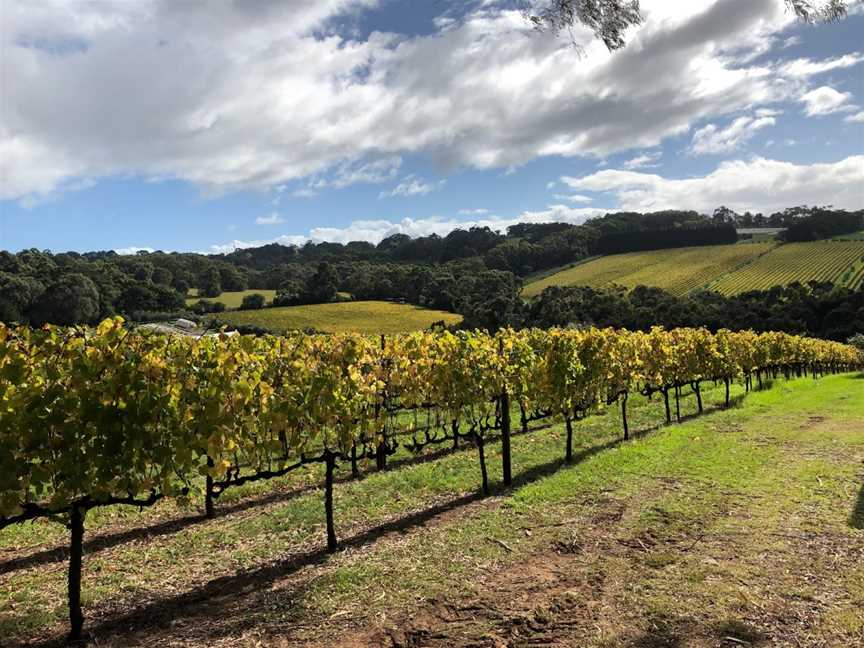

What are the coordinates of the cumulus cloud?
(255, 212, 285, 225)
(458, 208, 490, 215)
(689, 114, 776, 155)
(207, 204, 606, 253)
(379, 175, 445, 198)
(115, 246, 156, 255)
(560, 155, 864, 214)
(846, 111, 864, 123)
(800, 86, 857, 116)
(1, 0, 817, 203)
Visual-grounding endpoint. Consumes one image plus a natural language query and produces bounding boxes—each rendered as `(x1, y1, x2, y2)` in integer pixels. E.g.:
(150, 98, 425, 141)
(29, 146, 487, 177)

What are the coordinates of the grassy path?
(1, 375, 862, 646)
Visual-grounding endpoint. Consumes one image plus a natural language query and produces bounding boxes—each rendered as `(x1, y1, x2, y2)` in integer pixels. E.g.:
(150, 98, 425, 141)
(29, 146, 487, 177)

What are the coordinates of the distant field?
(708, 241, 864, 295)
(185, 290, 277, 309)
(212, 300, 462, 334)
(833, 230, 864, 241)
(521, 243, 775, 297)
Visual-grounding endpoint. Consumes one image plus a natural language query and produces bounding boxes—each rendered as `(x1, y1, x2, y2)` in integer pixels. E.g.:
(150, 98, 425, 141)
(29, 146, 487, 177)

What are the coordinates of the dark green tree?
(30, 274, 101, 326)
(0, 273, 45, 324)
(303, 262, 339, 304)
(240, 293, 267, 310)
(200, 268, 222, 298)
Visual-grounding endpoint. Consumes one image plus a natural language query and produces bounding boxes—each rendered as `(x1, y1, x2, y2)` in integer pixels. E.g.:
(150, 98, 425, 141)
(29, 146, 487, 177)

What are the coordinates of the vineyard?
(1, 318, 861, 643)
(708, 241, 864, 295)
(522, 240, 864, 297)
(521, 244, 776, 297)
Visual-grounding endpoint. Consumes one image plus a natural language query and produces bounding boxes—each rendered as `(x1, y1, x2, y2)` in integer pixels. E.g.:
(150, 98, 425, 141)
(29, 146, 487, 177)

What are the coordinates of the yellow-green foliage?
(185, 290, 277, 309)
(522, 243, 775, 297)
(213, 300, 462, 334)
(709, 241, 864, 295)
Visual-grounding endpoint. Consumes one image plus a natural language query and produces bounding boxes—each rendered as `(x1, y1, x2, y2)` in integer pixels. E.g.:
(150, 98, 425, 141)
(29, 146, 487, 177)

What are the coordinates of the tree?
(152, 267, 173, 286)
(529, 0, 847, 52)
(273, 276, 305, 306)
(30, 274, 101, 326)
(0, 273, 45, 324)
(240, 293, 267, 310)
(302, 262, 339, 304)
(200, 268, 222, 298)
(115, 283, 185, 316)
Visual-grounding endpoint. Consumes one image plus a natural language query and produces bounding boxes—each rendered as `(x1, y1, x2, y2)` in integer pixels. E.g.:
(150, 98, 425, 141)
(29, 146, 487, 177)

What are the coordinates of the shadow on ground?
(850, 483, 864, 530)
(11, 394, 748, 648)
(24, 428, 643, 647)
(0, 421, 553, 577)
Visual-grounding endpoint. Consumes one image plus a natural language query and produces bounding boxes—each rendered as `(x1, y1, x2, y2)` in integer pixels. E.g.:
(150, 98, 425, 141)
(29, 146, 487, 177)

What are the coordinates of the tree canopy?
(529, 0, 848, 52)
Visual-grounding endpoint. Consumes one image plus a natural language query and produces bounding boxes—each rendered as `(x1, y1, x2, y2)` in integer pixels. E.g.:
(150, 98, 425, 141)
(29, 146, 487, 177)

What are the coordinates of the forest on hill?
(1, 206, 862, 338)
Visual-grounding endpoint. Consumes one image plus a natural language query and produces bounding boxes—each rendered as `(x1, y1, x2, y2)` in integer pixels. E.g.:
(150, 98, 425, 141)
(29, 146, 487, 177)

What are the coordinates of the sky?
(0, 0, 863, 255)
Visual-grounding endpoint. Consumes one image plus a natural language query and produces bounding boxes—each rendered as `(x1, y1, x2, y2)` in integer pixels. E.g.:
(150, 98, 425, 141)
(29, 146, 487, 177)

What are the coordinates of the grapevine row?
(0, 318, 861, 641)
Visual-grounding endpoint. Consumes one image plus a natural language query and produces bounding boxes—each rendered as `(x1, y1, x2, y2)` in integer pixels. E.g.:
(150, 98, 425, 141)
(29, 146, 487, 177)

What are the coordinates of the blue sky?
(1, 0, 862, 254)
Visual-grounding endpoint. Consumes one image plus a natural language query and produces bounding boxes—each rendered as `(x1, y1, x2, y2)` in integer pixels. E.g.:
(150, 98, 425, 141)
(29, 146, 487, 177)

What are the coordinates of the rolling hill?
(522, 240, 864, 297)
(185, 289, 278, 308)
(211, 300, 462, 334)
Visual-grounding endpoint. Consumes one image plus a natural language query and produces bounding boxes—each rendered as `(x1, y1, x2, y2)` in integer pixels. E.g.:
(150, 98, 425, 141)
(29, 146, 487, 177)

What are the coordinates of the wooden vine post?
(67, 504, 85, 643)
(205, 456, 216, 518)
(565, 416, 574, 463)
(324, 450, 338, 553)
(499, 337, 512, 487)
(621, 391, 629, 440)
(375, 334, 387, 471)
(662, 388, 672, 424)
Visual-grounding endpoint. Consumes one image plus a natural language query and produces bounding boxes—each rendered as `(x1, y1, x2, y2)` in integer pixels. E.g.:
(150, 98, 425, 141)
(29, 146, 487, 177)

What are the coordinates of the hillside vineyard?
(1, 318, 862, 641)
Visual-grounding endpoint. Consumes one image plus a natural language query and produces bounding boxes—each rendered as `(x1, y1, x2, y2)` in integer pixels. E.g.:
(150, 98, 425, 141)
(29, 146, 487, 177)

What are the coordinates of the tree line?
(0, 206, 860, 333)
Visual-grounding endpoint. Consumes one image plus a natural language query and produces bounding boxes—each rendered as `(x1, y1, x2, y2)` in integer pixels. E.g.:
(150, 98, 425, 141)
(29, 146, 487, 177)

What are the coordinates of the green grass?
(185, 289, 277, 308)
(833, 230, 864, 241)
(2, 374, 862, 646)
(523, 240, 864, 297)
(209, 300, 462, 334)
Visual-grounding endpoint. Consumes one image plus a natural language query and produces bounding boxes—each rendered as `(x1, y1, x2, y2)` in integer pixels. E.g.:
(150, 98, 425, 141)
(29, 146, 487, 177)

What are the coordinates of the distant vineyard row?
(1, 318, 861, 640)
(523, 240, 864, 297)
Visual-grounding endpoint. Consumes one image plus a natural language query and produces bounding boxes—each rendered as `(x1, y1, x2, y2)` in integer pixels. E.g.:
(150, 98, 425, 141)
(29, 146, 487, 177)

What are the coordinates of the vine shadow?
(25, 438, 614, 648)
(850, 482, 864, 530)
(0, 420, 548, 577)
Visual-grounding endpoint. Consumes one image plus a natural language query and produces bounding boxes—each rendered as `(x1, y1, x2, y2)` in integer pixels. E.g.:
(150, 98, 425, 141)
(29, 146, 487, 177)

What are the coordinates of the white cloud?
(255, 212, 284, 225)
(1, 0, 819, 203)
(781, 35, 801, 49)
(689, 114, 776, 155)
(329, 156, 403, 188)
(208, 203, 607, 253)
(379, 175, 444, 198)
(780, 52, 864, 77)
(552, 193, 594, 203)
(622, 151, 661, 170)
(458, 208, 490, 215)
(115, 246, 156, 255)
(846, 111, 864, 123)
(560, 155, 864, 214)
(800, 86, 856, 116)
